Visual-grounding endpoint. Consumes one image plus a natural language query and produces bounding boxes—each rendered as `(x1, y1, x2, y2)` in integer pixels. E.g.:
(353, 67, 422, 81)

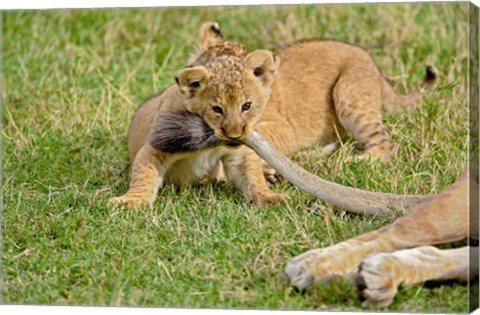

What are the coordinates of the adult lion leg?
(356, 246, 477, 307)
(356, 170, 477, 307)
(333, 65, 398, 162)
(285, 171, 470, 291)
(109, 144, 167, 208)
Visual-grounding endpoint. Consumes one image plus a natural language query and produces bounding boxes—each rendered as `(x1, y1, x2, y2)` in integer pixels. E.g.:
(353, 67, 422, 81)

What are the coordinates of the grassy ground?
(1, 3, 473, 312)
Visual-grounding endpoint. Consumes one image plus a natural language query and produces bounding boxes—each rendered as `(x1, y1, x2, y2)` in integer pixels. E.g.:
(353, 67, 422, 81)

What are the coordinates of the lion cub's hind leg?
(333, 64, 398, 162)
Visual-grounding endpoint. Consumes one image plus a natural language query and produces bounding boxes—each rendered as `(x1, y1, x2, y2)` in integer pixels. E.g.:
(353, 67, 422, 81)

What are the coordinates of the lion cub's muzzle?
(218, 125, 248, 142)
(219, 125, 250, 145)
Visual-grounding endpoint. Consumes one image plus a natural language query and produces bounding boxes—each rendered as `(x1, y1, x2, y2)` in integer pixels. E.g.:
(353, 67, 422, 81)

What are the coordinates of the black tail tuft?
(149, 111, 225, 153)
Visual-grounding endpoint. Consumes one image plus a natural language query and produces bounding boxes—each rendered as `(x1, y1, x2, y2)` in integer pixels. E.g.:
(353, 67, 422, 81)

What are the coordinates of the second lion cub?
(110, 22, 437, 208)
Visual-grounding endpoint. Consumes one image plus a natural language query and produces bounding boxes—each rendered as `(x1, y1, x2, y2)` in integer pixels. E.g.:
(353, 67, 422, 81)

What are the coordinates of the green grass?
(1, 3, 474, 312)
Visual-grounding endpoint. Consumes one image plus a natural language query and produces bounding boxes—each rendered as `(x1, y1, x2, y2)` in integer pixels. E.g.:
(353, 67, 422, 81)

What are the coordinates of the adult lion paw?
(108, 195, 151, 209)
(284, 250, 319, 291)
(285, 248, 343, 291)
(355, 254, 399, 307)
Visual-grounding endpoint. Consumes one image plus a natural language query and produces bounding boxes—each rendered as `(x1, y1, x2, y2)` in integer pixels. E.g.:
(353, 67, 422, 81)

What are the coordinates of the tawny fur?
(110, 21, 437, 208)
(108, 23, 475, 307)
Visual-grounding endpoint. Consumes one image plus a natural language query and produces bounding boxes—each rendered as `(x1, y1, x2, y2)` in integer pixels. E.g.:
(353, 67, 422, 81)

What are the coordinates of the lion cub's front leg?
(223, 147, 286, 207)
(109, 144, 167, 208)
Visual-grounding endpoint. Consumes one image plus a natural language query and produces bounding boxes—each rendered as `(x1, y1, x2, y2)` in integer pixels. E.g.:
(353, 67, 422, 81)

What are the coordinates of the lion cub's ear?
(244, 50, 279, 87)
(175, 66, 210, 98)
(199, 21, 224, 50)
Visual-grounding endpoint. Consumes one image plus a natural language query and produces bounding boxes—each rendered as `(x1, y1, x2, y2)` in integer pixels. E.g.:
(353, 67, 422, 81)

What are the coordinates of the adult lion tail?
(243, 131, 433, 217)
(381, 65, 438, 113)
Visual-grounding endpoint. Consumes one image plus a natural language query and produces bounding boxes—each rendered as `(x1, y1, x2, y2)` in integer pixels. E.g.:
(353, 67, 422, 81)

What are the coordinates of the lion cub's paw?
(262, 163, 284, 184)
(347, 142, 399, 163)
(108, 195, 152, 209)
(250, 191, 287, 207)
(264, 169, 284, 184)
(355, 254, 399, 308)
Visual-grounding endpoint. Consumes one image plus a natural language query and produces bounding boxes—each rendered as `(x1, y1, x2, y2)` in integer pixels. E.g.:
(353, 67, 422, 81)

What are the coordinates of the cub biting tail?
(110, 22, 437, 208)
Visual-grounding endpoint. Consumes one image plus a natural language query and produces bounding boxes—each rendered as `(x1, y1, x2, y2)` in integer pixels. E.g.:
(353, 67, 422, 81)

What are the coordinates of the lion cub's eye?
(212, 106, 224, 115)
(241, 102, 252, 112)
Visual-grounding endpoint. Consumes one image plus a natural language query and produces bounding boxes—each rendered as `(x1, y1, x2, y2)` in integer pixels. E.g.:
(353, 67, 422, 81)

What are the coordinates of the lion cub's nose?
(226, 135, 241, 140)
(221, 127, 242, 140)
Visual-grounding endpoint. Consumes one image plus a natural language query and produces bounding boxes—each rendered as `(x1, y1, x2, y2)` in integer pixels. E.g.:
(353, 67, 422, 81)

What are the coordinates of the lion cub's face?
(176, 50, 279, 142)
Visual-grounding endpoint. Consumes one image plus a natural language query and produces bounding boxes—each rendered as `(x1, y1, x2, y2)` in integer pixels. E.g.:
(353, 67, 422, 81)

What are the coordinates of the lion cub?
(110, 22, 437, 208)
